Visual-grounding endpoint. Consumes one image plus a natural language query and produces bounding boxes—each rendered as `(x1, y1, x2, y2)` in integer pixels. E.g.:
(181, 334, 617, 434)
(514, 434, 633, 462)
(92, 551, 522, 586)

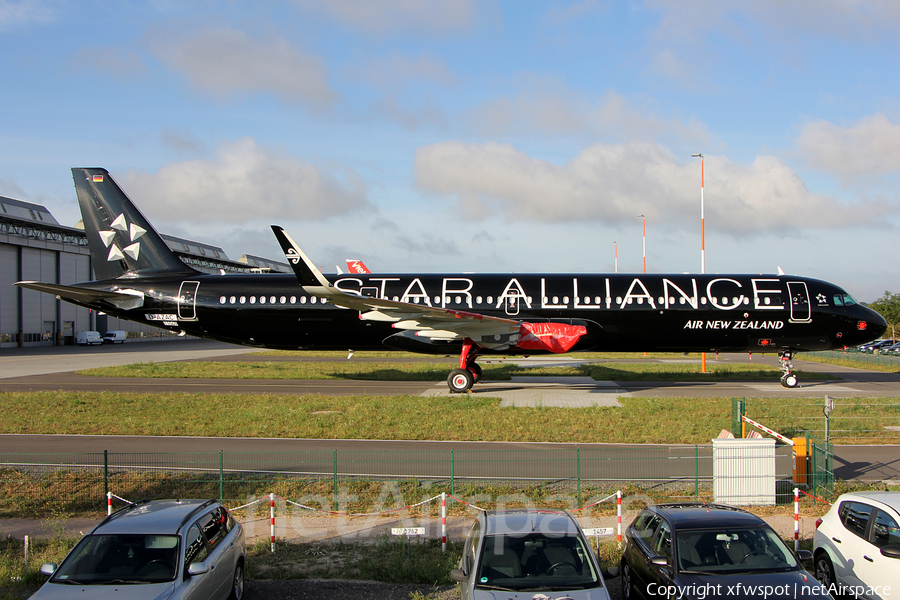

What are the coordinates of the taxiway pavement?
(1, 339, 898, 482)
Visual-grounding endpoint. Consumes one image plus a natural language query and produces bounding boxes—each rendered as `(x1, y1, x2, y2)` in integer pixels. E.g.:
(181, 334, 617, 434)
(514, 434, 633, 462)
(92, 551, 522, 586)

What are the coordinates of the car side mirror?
(795, 550, 813, 562)
(187, 561, 209, 576)
(450, 568, 467, 583)
(881, 544, 900, 559)
(40, 563, 57, 576)
(650, 556, 669, 566)
(605, 566, 620, 578)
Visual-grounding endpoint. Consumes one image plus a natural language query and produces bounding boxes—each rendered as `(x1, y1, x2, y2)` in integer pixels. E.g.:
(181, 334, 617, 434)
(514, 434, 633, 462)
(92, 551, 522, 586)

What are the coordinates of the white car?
(813, 491, 900, 600)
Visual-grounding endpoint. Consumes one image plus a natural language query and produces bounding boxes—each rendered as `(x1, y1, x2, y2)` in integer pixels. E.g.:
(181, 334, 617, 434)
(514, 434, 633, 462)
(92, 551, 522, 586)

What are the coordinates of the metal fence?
(807, 349, 898, 368)
(0, 444, 808, 515)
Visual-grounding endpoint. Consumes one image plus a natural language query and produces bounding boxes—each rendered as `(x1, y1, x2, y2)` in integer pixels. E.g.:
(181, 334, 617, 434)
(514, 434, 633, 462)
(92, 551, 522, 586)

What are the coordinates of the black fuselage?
(82, 272, 885, 355)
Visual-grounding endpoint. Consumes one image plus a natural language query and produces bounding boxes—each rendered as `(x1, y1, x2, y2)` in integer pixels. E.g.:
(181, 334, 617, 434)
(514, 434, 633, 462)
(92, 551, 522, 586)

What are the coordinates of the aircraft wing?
(271, 226, 521, 349)
(15, 281, 145, 310)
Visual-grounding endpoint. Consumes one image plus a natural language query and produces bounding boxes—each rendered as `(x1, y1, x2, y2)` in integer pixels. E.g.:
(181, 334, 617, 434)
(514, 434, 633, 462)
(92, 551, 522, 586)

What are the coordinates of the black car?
(621, 503, 831, 600)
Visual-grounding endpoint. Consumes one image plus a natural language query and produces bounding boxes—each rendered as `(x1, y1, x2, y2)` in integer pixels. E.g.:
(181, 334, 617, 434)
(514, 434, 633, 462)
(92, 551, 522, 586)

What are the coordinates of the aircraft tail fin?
(346, 259, 371, 274)
(271, 225, 333, 292)
(72, 168, 198, 279)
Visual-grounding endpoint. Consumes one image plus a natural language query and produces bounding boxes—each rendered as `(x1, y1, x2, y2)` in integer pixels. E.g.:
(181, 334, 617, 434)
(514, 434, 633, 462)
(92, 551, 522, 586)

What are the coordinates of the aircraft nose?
(858, 305, 888, 339)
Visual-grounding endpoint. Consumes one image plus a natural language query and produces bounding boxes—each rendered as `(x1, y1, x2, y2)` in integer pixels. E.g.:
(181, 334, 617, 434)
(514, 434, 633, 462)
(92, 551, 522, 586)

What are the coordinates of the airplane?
(15, 168, 888, 393)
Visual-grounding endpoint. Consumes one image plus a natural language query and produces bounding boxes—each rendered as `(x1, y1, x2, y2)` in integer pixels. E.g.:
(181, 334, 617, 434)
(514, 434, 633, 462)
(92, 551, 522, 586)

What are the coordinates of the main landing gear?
(779, 350, 799, 388)
(448, 339, 482, 393)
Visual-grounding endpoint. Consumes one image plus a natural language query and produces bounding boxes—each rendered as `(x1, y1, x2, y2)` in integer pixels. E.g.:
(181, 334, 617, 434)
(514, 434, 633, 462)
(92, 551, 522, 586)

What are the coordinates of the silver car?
(451, 508, 611, 600)
(30, 499, 245, 600)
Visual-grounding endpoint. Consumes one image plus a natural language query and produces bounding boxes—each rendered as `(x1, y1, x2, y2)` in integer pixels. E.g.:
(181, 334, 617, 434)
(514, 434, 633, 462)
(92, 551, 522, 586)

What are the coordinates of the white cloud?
(648, 0, 900, 43)
(119, 138, 373, 223)
(797, 114, 900, 183)
(293, 0, 476, 34)
(353, 53, 458, 90)
(69, 46, 146, 78)
(0, 0, 54, 31)
(463, 80, 709, 145)
(414, 140, 889, 234)
(150, 26, 336, 109)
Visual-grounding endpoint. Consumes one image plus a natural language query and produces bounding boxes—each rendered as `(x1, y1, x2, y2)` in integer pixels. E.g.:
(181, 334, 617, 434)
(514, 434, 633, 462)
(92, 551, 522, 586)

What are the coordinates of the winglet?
(270, 226, 333, 291)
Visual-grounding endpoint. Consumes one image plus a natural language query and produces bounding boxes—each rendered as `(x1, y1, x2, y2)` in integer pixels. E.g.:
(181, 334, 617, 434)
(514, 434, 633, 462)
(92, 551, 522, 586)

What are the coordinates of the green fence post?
(103, 449, 109, 503)
(219, 450, 224, 503)
(450, 449, 455, 498)
(731, 398, 746, 437)
(694, 445, 699, 500)
(577, 448, 582, 508)
(333, 450, 338, 509)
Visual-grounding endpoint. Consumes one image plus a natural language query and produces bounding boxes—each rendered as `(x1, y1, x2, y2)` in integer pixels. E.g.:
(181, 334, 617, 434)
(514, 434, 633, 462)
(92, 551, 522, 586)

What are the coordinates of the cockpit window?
(834, 294, 857, 307)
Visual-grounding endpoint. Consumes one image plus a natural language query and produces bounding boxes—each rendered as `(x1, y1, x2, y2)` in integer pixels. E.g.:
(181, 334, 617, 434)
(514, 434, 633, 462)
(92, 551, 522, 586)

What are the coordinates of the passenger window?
(464, 520, 481, 574)
(184, 524, 208, 568)
(633, 513, 661, 544)
(839, 501, 872, 539)
(871, 510, 900, 548)
(198, 508, 228, 549)
(652, 521, 673, 559)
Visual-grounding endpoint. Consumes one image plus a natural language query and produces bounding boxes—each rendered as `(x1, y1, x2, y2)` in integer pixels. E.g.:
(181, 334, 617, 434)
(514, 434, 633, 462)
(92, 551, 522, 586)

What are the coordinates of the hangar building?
(1, 195, 289, 349)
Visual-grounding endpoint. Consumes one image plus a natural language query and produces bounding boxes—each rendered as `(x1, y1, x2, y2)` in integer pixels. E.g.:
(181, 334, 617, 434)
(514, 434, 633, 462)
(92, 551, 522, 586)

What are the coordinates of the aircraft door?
(178, 281, 200, 321)
(504, 292, 521, 316)
(787, 282, 811, 323)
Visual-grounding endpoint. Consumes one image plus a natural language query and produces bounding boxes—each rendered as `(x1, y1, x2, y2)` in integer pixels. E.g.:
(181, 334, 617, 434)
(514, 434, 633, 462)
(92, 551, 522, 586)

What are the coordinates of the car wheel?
(814, 552, 835, 589)
(621, 560, 633, 599)
(228, 562, 244, 600)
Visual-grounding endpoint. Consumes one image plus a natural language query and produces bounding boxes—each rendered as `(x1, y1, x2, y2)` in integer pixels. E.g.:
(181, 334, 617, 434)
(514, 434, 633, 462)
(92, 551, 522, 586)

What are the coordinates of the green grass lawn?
(2, 391, 896, 444)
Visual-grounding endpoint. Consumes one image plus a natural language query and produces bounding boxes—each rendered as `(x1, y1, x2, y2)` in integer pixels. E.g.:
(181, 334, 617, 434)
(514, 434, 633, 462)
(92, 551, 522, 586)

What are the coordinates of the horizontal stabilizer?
(15, 281, 144, 309)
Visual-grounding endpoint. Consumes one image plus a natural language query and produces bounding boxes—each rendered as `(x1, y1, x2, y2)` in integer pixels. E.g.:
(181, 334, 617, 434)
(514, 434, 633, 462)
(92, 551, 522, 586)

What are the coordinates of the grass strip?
(78, 360, 820, 382)
(0, 392, 895, 444)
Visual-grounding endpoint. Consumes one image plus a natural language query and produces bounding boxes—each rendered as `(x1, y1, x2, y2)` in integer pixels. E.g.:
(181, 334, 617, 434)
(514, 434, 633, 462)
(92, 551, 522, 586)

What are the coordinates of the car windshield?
(475, 531, 601, 591)
(51, 534, 179, 584)
(676, 527, 799, 573)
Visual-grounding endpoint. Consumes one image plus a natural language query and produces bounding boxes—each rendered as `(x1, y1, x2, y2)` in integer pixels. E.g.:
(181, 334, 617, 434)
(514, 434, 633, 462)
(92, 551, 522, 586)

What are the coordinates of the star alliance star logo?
(816, 293, 827, 305)
(99, 213, 146, 263)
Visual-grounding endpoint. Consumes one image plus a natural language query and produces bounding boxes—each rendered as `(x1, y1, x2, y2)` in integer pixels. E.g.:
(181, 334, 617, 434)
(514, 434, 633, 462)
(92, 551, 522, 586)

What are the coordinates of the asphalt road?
(1, 339, 898, 482)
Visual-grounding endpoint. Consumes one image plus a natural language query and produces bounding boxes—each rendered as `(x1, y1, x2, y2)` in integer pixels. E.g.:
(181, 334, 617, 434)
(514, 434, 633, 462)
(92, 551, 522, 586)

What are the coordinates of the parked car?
(75, 331, 102, 345)
(31, 499, 245, 600)
(877, 341, 900, 356)
(621, 503, 829, 600)
(451, 508, 610, 599)
(866, 339, 897, 354)
(102, 330, 127, 344)
(813, 491, 900, 600)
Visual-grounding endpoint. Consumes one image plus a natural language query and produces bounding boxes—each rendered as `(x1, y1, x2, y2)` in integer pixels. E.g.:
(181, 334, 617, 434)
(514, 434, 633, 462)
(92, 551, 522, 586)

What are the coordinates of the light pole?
(691, 153, 705, 274)
(613, 241, 618, 273)
(692, 153, 707, 373)
(637, 215, 646, 273)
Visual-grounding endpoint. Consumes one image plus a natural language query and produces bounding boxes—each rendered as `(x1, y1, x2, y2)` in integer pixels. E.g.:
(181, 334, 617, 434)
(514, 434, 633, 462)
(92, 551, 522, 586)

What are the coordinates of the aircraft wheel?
(468, 363, 482, 383)
(781, 373, 799, 388)
(448, 368, 474, 393)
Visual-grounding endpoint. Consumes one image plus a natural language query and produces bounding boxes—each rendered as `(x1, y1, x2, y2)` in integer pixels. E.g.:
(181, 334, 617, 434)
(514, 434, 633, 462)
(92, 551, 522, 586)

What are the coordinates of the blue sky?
(1, 0, 898, 301)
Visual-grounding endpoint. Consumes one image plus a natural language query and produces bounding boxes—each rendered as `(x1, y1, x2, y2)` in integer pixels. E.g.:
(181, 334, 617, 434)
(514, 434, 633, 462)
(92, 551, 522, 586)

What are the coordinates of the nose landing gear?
(779, 350, 799, 388)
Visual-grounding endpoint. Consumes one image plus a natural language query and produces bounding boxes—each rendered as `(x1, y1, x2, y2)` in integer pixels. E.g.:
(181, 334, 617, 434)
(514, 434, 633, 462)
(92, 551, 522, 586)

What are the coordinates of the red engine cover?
(516, 322, 587, 353)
